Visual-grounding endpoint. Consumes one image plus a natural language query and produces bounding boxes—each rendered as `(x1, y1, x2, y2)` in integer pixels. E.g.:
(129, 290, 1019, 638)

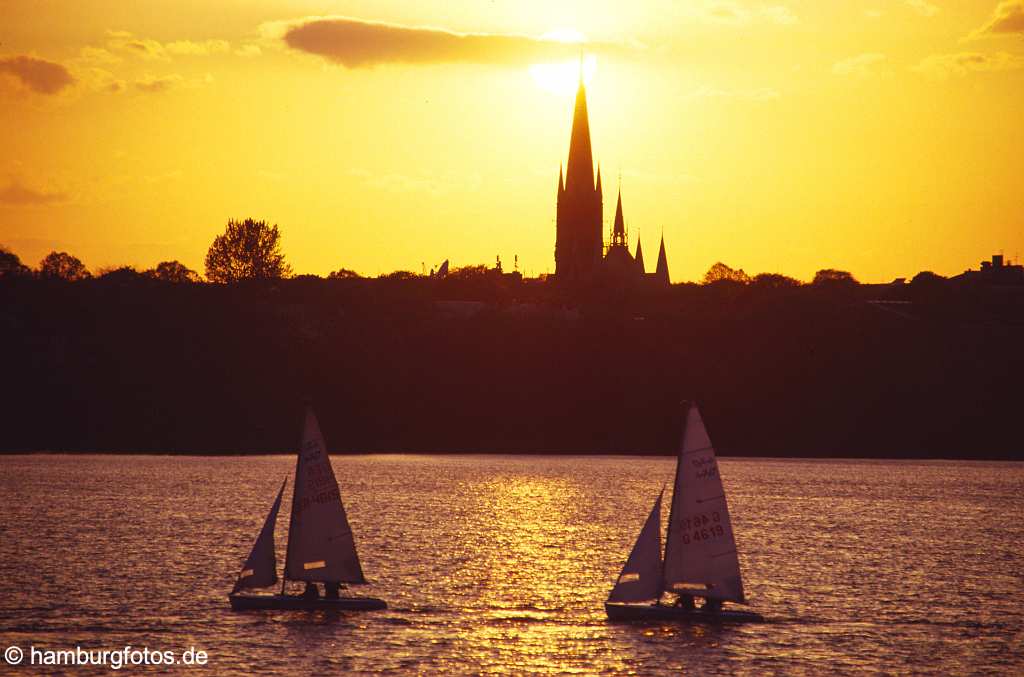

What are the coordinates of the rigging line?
(682, 445, 715, 456)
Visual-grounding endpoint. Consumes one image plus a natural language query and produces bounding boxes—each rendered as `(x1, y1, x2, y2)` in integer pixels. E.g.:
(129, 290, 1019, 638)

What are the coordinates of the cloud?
(0, 179, 68, 206)
(106, 31, 232, 60)
(78, 46, 122, 65)
(912, 50, 1024, 78)
(165, 39, 231, 56)
(905, 0, 939, 17)
(968, 1, 1024, 39)
(133, 72, 213, 93)
(0, 55, 75, 94)
(78, 67, 127, 94)
(273, 15, 611, 68)
(685, 85, 781, 101)
(119, 37, 169, 61)
(134, 74, 184, 93)
(832, 53, 887, 77)
(235, 44, 262, 57)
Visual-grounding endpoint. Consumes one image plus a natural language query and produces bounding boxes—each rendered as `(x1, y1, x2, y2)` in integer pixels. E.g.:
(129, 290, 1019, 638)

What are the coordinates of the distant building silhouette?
(954, 254, 1024, 286)
(554, 78, 669, 286)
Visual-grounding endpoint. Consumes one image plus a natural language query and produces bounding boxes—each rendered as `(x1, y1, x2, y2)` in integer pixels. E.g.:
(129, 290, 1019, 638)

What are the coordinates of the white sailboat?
(605, 402, 762, 623)
(229, 406, 386, 612)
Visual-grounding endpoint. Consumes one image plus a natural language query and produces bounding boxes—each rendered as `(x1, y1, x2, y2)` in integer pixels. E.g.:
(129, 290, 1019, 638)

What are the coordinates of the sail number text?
(691, 456, 719, 480)
(294, 461, 339, 516)
(676, 512, 725, 545)
(293, 485, 340, 516)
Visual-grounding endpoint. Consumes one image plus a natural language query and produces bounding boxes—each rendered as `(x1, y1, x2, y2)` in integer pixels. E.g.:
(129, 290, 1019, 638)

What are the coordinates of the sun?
(529, 54, 598, 96)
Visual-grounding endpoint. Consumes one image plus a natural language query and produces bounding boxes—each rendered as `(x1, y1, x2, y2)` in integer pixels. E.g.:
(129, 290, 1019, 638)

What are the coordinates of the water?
(1, 455, 1022, 675)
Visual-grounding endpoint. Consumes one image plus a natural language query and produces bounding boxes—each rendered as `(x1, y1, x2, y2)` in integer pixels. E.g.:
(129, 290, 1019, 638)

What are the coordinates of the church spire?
(655, 232, 670, 285)
(635, 236, 645, 274)
(612, 187, 625, 244)
(595, 164, 602, 196)
(565, 79, 594, 192)
(558, 163, 564, 196)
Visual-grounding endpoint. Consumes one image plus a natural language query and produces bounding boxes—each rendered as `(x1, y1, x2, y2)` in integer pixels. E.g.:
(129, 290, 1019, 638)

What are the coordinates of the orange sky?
(1, 1, 1022, 282)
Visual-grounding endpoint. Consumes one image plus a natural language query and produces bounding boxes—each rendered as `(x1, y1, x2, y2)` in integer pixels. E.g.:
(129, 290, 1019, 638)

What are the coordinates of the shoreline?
(2, 450, 1021, 461)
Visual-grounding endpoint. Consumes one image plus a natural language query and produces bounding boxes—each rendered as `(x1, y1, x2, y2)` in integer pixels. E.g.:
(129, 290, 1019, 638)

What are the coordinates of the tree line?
(2, 254, 1020, 458)
(3, 216, 941, 288)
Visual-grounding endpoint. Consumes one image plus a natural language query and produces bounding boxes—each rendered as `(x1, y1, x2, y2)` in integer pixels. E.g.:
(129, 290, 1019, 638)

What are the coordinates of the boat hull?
(605, 602, 763, 624)
(229, 594, 387, 612)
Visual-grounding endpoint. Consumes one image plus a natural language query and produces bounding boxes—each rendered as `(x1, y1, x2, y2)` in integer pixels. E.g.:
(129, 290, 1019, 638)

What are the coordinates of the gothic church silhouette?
(555, 78, 669, 285)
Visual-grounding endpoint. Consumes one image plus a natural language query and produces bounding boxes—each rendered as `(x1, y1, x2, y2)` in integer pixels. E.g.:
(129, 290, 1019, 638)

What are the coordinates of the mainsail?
(233, 478, 287, 592)
(284, 407, 366, 584)
(662, 403, 746, 603)
(608, 490, 664, 603)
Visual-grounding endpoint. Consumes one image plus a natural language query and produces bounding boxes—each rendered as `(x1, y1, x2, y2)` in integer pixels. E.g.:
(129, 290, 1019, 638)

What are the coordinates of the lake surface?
(1, 455, 1022, 675)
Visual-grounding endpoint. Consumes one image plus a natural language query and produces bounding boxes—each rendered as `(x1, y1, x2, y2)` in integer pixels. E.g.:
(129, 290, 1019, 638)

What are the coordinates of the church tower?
(555, 79, 603, 281)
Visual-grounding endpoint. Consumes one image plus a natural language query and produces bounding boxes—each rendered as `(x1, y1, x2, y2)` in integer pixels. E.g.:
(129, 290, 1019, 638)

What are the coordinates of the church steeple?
(635, 237, 645, 274)
(595, 164, 602, 196)
(557, 163, 564, 196)
(611, 187, 626, 247)
(565, 79, 594, 192)
(655, 233, 670, 285)
(554, 70, 603, 282)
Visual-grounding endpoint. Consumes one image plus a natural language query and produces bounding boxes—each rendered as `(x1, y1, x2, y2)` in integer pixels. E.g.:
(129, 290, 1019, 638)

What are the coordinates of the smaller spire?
(595, 164, 602, 194)
(655, 232, 669, 285)
(558, 163, 564, 195)
(613, 188, 625, 238)
(635, 236, 645, 274)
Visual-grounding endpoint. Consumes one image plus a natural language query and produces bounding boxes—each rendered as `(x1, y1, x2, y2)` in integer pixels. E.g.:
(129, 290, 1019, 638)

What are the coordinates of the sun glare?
(529, 55, 598, 95)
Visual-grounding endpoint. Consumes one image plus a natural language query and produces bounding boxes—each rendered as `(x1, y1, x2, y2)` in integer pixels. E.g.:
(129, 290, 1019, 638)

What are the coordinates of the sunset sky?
(2, 1, 1022, 282)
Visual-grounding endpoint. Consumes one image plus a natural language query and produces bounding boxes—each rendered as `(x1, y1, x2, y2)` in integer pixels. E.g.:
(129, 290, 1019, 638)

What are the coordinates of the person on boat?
(702, 597, 723, 613)
(674, 594, 695, 611)
(302, 582, 319, 599)
(324, 581, 340, 599)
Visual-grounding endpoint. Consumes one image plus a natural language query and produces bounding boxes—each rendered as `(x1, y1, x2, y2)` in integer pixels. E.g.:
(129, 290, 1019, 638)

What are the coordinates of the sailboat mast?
(281, 405, 307, 595)
(660, 401, 689, 599)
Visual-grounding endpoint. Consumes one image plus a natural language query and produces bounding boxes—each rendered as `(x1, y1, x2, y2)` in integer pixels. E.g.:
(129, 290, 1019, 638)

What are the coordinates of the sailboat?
(228, 406, 387, 612)
(605, 402, 763, 623)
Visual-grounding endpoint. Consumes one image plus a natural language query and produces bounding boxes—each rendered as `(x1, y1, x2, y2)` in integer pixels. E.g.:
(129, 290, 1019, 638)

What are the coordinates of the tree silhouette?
(910, 270, 945, 286)
(96, 266, 148, 284)
(812, 269, 857, 286)
(449, 264, 491, 280)
(752, 272, 801, 288)
(379, 271, 417, 281)
(702, 262, 750, 285)
(148, 260, 200, 283)
(0, 246, 31, 278)
(39, 251, 91, 281)
(204, 218, 291, 283)
(328, 268, 361, 279)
